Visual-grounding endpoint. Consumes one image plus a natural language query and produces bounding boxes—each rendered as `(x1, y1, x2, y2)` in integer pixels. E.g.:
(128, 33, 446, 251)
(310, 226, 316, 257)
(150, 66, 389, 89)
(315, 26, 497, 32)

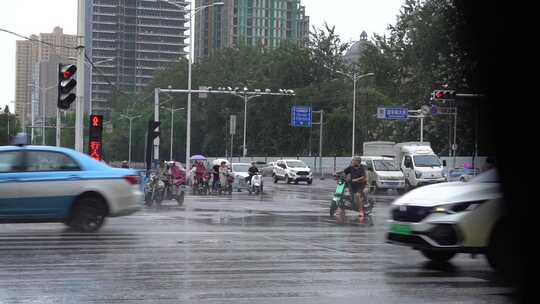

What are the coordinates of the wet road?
(0, 178, 516, 303)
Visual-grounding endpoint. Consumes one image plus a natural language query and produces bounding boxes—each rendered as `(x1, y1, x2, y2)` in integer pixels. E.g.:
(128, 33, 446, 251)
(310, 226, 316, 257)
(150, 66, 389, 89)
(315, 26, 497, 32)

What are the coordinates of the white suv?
(273, 159, 313, 184)
(386, 169, 508, 271)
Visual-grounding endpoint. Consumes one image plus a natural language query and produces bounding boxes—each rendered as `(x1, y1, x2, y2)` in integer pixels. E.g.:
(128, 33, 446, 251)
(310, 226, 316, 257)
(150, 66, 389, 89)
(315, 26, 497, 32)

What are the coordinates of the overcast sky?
(0, 0, 404, 113)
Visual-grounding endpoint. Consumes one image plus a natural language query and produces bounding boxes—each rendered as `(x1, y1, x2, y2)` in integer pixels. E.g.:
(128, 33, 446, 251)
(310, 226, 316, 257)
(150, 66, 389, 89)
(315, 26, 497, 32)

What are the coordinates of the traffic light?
(88, 115, 103, 161)
(145, 120, 161, 171)
(432, 90, 456, 101)
(57, 64, 77, 109)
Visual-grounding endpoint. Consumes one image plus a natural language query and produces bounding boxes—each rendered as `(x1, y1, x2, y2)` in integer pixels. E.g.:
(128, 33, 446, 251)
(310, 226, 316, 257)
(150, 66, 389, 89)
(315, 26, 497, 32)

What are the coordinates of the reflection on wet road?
(0, 178, 515, 303)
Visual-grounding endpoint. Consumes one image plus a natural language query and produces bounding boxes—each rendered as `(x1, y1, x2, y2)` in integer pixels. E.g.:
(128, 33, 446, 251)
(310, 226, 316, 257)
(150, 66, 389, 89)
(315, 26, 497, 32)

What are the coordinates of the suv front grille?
(392, 206, 432, 223)
(297, 171, 309, 176)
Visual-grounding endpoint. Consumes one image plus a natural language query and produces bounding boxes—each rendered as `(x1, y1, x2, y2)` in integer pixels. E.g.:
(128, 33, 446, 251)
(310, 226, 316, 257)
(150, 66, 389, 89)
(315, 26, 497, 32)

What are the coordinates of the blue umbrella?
(190, 154, 207, 161)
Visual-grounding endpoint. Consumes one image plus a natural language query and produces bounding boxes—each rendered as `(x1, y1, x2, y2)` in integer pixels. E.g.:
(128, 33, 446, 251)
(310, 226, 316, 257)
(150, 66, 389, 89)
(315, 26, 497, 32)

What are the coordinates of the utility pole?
(313, 110, 324, 179)
(75, 0, 86, 152)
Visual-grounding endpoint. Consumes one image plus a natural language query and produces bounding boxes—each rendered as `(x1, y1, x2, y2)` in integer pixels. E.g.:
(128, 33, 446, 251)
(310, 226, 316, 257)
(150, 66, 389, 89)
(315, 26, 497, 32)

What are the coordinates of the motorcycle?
(144, 173, 165, 206)
(165, 175, 186, 205)
(194, 172, 211, 195)
(329, 174, 374, 217)
(247, 173, 264, 195)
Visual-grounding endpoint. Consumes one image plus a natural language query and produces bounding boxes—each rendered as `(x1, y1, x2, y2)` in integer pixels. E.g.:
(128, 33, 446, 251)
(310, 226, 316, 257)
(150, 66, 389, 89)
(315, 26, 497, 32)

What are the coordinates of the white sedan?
(387, 169, 508, 270)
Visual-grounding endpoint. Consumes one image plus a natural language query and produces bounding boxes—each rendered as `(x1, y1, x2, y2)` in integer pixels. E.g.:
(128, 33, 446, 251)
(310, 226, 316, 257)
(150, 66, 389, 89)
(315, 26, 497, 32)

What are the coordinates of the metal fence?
(110, 156, 488, 177)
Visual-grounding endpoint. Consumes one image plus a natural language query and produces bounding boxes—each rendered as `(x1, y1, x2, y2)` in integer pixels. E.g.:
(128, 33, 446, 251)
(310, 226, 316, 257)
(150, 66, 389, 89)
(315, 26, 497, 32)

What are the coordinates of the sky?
(0, 0, 404, 113)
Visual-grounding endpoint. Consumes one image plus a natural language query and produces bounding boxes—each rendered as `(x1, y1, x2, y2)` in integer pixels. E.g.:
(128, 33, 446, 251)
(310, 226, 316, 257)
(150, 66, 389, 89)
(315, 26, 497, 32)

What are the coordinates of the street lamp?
(28, 84, 56, 145)
(334, 71, 375, 156)
(160, 103, 184, 161)
(119, 114, 142, 165)
(156, 0, 224, 170)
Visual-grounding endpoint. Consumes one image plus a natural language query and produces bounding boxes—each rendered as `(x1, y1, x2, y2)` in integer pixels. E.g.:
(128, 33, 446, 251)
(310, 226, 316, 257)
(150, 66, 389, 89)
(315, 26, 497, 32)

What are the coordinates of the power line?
(0, 27, 78, 50)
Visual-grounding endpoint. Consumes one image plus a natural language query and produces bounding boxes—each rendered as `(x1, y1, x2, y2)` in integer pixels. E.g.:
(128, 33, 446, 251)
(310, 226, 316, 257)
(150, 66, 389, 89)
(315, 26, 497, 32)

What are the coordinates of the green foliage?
(93, 0, 483, 160)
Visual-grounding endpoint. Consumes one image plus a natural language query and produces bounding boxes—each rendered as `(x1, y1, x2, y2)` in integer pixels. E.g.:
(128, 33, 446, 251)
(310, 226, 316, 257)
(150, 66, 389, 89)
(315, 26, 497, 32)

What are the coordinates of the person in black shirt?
(245, 162, 259, 185)
(336, 156, 368, 219)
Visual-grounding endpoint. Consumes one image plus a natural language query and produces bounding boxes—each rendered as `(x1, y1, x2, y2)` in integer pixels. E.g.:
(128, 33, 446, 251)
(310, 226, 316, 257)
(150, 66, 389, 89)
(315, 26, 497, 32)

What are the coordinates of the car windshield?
(470, 169, 499, 183)
(286, 161, 306, 168)
(373, 160, 398, 171)
(232, 164, 250, 172)
(413, 155, 441, 167)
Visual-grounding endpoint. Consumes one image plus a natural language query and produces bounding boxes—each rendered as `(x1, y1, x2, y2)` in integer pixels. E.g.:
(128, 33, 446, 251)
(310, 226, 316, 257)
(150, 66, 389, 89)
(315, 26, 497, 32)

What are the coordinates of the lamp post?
(29, 84, 56, 145)
(119, 114, 142, 165)
(160, 103, 184, 161)
(334, 71, 374, 156)
(156, 0, 224, 170)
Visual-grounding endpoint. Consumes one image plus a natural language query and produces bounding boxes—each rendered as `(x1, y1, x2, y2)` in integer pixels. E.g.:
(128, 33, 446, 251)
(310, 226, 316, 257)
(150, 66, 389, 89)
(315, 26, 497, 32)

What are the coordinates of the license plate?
(390, 223, 412, 235)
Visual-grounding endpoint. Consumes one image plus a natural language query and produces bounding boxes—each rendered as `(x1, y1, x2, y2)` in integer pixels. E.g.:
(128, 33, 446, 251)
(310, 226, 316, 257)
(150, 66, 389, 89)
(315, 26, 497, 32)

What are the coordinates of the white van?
(362, 156, 406, 194)
(394, 142, 446, 189)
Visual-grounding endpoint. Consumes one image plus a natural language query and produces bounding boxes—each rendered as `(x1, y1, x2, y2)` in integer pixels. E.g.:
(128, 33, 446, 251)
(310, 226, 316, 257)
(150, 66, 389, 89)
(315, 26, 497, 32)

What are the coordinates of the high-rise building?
(194, 0, 310, 62)
(15, 27, 77, 129)
(91, 0, 188, 117)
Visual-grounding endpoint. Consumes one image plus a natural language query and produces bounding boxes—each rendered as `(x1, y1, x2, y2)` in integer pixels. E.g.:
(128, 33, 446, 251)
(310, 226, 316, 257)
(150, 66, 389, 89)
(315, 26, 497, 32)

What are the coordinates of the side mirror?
(368, 167, 373, 172)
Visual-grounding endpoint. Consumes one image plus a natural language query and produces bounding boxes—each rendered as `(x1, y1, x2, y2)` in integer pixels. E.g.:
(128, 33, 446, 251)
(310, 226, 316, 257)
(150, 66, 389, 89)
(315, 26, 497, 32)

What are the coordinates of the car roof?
(231, 163, 250, 165)
(0, 145, 109, 170)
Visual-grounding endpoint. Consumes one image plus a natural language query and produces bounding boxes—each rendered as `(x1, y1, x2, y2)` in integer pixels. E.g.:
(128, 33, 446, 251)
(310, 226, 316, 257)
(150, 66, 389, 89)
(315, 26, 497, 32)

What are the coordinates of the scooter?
(219, 173, 234, 195)
(329, 174, 374, 217)
(145, 173, 165, 206)
(248, 173, 264, 195)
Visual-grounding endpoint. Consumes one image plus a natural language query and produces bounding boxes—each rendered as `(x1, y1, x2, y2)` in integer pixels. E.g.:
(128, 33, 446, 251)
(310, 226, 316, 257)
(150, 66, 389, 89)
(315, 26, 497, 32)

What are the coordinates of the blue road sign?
(377, 107, 408, 120)
(291, 106, 312, 127)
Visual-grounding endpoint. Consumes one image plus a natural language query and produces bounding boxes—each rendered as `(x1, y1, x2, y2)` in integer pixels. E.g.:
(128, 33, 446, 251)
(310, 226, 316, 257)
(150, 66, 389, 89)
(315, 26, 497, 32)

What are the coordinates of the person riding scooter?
(245, 162, 259, 185)
(335, 156, 368, 220)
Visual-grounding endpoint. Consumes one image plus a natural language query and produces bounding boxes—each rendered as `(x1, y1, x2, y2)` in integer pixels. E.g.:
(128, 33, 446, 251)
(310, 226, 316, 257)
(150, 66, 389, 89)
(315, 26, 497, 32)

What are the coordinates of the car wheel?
(68, 196, 107, 232)
(420, 250, 456, 263)
(307, 180, 312, 185)
(397, 188, 406, 195)
(286, 176, 291, 184)
(274, 176, 278, 183)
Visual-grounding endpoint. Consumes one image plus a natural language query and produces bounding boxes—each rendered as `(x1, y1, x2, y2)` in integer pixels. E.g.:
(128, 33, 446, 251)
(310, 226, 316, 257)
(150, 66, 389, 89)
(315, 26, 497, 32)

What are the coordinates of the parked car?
(0, 143, 143, 232)
(386, 169, 507, 271)
(273, 159, 312, 184)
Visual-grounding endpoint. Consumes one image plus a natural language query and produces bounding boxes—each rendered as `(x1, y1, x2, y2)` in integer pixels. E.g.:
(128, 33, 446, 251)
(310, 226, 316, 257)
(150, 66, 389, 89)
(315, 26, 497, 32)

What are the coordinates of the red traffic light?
(91, 115, 102, 127)
(435, 91, 445, 99)
(60, 64, 77, 80)
(63, 70, 73, 79)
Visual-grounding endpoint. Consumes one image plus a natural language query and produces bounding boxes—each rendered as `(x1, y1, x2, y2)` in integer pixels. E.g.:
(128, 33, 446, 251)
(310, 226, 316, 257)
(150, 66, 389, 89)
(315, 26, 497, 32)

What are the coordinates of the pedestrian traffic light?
(432, 90, 456, 101)
(88, 115, 103, 161)
(57, 64, 77, 109)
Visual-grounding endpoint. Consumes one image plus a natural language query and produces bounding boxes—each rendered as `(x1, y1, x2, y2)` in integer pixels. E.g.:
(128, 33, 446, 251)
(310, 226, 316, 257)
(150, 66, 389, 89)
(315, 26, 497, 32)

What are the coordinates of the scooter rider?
(245, 162, 259, 185)
(336, 156, 368, 220)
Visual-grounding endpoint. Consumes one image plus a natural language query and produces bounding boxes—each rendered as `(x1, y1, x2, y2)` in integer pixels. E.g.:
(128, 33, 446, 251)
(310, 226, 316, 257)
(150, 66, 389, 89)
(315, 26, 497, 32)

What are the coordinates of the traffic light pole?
(56, 109, 61, 147)
(154, 88, 160, 165)
(75, 0, 86, 153)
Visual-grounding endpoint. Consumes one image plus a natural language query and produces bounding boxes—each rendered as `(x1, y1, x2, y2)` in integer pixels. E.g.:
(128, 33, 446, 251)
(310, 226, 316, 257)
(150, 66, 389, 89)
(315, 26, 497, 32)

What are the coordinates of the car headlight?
(415, 171, 422, 178)
(432, 201, 485, 214)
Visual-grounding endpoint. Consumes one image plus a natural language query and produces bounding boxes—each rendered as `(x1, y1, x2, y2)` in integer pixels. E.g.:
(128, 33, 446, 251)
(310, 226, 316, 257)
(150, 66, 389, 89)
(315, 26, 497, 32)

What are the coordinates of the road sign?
(421, 105, 431, 115)
(431, 105, 439, 115)
(198, 86, 208, 98)
(230, 115, 236, 135)
(291, 106, 312, 127)
(377, 107, 408, 120)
